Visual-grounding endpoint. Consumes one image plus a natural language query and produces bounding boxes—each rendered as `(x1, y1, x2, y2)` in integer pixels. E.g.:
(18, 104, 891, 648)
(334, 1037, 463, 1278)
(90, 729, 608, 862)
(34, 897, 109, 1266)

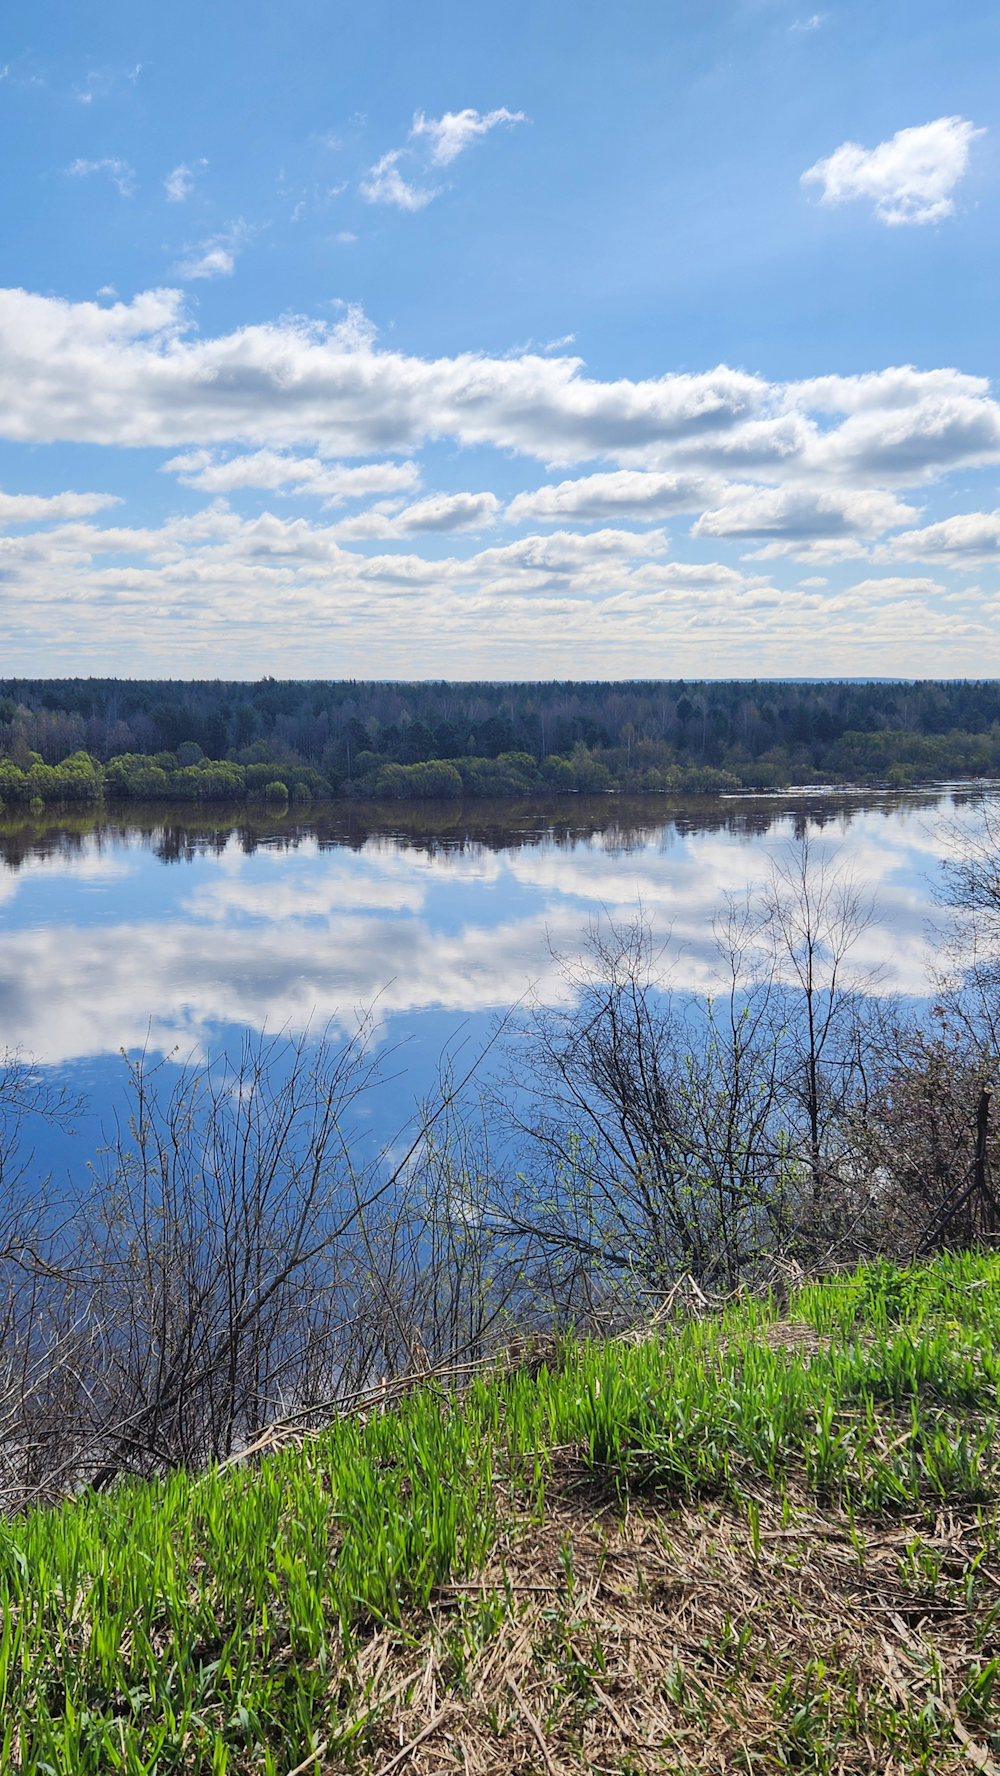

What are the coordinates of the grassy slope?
(5, 1256, 1000, 1774)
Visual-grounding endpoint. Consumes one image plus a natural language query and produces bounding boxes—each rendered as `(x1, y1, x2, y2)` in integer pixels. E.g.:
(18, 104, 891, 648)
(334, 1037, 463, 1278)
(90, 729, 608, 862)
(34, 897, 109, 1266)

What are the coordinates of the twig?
(507, 1677, 560, 1776)
(592, 1681, 632, 1738)
(952, 1714, 1000, 1775)
(374, 1708, 452, 1776)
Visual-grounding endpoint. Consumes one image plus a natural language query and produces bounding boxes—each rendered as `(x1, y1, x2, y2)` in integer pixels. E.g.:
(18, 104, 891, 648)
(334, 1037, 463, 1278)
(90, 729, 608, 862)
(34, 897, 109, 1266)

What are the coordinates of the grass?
(4, 1253, 1000, 1772)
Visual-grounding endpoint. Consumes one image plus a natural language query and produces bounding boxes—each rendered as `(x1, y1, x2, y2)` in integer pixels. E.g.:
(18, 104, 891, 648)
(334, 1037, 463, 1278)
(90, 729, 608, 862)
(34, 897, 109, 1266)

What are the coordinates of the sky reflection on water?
(0, 790, 976, 1082)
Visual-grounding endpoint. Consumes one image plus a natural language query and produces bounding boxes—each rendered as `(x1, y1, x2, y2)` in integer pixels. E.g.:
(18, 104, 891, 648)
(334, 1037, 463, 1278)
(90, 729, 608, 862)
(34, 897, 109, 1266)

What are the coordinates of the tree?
(488, 912, 789, 1295)
(62, 1026, 386, 1479)
(762, 835, 884, 1199)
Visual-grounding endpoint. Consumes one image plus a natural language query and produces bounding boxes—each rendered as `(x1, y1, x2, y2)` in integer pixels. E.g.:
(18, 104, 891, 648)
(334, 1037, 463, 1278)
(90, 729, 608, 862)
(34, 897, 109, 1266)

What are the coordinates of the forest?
(3, 676, 1000, 802)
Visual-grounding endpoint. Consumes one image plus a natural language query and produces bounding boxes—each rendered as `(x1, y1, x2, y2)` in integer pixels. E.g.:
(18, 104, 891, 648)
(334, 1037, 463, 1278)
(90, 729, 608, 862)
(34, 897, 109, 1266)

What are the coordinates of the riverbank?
(5, 1254, 1000, 1773)
(5, 734, 1000, 813)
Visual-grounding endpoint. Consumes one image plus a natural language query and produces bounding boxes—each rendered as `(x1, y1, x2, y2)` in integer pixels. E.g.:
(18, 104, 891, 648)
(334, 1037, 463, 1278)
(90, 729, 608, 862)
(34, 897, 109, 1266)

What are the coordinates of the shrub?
(373, 760, 463, 800)
(190, 763, 245, 800)
(543, 743, 613, 793)
(0, 760, 27, 804)
(456, 752, 540, 798)
(678, 764, 742, 792)
(38, 750, 104, 801)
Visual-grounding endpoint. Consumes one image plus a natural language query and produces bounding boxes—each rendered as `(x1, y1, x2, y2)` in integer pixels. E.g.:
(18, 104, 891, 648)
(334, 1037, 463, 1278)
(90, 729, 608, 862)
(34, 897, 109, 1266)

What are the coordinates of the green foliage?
(3, 1253, 1000, 1770)
(370, 759, 464, 800)
(8, 677, 1000, 799)
(827, 727, 1000, 783)
(242, 762, 327, 800)
(455, 751, 540, 798)
(8, 695, 1000, 807)
(0, 750, 103, 807)
(95, 755, 333, 807)
(542, 742, 614, 792)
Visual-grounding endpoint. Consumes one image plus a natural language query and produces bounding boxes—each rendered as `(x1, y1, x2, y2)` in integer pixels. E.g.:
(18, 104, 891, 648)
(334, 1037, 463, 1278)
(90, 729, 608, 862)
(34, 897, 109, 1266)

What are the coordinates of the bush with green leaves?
(371, 759, 464, 800)
(0, 749, 104, 805)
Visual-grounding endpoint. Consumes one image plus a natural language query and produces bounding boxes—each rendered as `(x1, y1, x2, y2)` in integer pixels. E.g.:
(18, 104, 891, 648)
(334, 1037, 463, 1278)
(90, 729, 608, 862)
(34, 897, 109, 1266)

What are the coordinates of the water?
(0, 788, 981, 1178)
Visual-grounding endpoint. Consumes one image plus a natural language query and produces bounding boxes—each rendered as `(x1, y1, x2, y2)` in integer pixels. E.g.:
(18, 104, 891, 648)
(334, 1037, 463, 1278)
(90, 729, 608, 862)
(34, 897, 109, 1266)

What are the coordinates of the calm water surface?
(1, 789, 982, 1169)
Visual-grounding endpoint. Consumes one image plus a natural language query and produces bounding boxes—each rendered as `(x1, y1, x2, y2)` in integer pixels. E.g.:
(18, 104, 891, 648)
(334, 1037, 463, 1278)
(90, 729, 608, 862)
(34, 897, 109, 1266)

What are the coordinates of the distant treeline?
(2, 677, 1000, 802)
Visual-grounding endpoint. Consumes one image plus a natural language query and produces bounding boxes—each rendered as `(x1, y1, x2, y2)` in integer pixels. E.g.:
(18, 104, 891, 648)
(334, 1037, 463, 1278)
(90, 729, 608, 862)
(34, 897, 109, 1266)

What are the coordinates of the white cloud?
(361, 105, 524, 212)
(841, 575, 947, 602)
(67, 157, 136, 197)
(163, 449, 421, 503)
(175, 245, 234, 279)
(802, 116, 984, 226)
(331, 490, 500, 538)
(877, 509, 1000, 563)
(507, 470, 719, 523)
(0, 288, 999, 551)
(400, 490, 499, 532)
(0, 502, 995, 679)
(360, 149, 438, 211)
(410, 106, 526, 166)
(172, 220, 252, 280)
(692, 484, 917, 541)
(0, 488, 120, 524)
(0, 288, 765, 455)
(164, 159, 207, 202)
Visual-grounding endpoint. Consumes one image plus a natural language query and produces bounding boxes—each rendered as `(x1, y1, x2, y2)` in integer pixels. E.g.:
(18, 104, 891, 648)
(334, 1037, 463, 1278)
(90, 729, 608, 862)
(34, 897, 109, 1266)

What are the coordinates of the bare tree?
(55, 1024, 386, 1481)
(934, 792, 1000, 1054)
(344, 1088, 535, 1379)
(485, 912, 791, 1295)
(0, 1054, 83, 1507)
(762, 836, 884, 1188)
(480, 836, 901, 1295)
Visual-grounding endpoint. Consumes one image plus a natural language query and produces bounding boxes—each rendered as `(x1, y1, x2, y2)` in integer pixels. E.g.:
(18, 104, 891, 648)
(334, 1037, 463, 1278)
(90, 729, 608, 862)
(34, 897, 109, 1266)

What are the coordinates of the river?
(0, 787, 984, 1177)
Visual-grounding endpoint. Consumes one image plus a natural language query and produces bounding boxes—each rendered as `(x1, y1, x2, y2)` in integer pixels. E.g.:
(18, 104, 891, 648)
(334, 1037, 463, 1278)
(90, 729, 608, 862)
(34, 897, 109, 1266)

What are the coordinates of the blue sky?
(2, 0, 1000, 678)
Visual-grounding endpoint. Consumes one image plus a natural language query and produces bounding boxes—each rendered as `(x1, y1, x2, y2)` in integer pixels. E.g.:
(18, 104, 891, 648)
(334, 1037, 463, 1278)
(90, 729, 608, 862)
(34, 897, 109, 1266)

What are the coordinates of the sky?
(2, 0, 1000, 680)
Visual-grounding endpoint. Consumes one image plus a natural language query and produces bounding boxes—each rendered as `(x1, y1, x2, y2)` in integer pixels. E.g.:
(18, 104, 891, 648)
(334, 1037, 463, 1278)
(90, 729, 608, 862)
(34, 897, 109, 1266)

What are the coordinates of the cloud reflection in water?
(0, 793, 968, 1067)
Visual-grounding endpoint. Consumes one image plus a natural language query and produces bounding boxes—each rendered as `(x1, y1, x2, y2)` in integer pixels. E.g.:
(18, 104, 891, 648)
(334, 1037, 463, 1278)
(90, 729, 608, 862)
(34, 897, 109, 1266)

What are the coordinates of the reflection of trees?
(0, 786, 956, 874)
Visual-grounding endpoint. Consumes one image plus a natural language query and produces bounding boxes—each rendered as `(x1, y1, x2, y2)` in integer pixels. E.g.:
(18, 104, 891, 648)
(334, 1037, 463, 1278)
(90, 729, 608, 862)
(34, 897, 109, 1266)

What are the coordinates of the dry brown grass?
(305, 1475, 1000, 1775)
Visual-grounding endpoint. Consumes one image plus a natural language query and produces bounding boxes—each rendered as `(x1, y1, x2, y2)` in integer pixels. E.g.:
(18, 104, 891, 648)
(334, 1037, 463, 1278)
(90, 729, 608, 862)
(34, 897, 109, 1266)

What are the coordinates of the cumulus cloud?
(0, 289, 999, 561)
(164, 160, 207, 202)
(0, 501, 993, 678)
(692, 484, 918, 541)
(877, 509, 1000, 563)
(802, 116, 984, 225)
(410, 106, 525, 166)
(361, 104, 524, 210)
(67, 157, 135, 196)
(360, 150, 438, 211)
(841, 575, 947, 602)
(0, 288, 766, 456)
(163, 449, 421, 504)
(0, 489, 120, 524)
(401, 490, 499, 532)
(507, 470, 719, 523)
(331, 490, 500, 539)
